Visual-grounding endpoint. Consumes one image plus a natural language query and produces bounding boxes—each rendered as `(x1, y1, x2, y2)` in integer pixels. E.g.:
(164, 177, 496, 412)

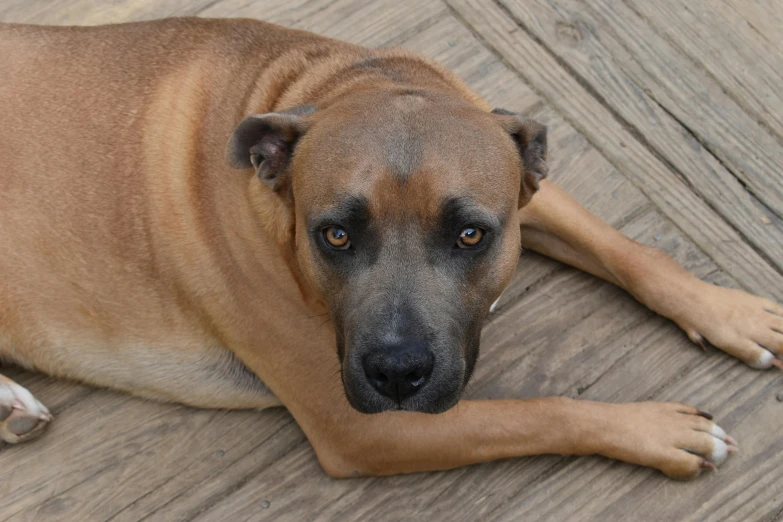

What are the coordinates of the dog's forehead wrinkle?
(310, 95, 515, 197)
(346, 94, 492, 178)
(382, 95, 429, 179)
(385, 130, 422, 180)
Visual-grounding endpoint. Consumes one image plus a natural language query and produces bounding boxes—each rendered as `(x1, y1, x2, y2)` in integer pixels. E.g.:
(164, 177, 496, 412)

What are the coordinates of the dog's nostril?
(370, 375, 388, 391)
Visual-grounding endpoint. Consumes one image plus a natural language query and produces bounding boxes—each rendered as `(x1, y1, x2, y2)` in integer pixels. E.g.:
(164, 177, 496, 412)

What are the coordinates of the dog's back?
(0, 18, 354, 402)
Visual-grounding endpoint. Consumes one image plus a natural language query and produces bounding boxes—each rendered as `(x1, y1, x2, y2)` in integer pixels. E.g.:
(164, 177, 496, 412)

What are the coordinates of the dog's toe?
(0, 375, 52, 444)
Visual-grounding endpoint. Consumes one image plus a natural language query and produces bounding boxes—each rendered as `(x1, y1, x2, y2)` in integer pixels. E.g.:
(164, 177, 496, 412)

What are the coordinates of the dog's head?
(227, 88, 547, 413)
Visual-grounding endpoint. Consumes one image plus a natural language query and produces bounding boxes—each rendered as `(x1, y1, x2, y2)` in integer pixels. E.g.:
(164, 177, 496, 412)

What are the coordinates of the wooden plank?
(0, 392, 302, 521)
(395, 14, 542, 111)
(722, 0, 783, 55)
(587, 302, 783, 522)
(190, 441, 460, 521)
(446, 0, 783, 302)
(0, 0, 447, 47)
(199, 0, 448, 49)
(629, 0, 783, 142)
(0, 0, 218, 24)
(568, 0, 783, 215)
(491, 0, 783, 270)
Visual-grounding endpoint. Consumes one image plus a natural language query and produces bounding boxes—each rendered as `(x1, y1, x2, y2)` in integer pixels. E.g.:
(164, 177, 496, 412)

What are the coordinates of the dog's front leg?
(229, 320, 734, 480)
(517, 180, 783, 369)
(307, 398, 735, 480)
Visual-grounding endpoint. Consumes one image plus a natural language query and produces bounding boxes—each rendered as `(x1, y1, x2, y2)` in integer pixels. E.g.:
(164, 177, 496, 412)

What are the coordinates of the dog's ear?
(492, 108, 548, 207)
(226, 105, 317, 191)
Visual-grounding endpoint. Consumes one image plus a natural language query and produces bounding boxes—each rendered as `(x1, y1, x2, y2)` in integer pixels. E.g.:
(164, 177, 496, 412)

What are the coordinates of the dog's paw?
(675, 282, 783, 370)
(0, 374, 52, 444)
(599, 402, 737, 480)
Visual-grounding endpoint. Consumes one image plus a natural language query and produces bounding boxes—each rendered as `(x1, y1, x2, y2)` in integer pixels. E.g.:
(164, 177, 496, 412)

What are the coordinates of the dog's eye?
(457, 227, 484, 248)
(323, 226, 351, 250)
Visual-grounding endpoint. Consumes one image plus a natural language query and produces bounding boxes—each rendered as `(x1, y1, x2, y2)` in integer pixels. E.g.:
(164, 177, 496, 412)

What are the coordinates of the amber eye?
(457, 227, 484, 248)
(323, 226, 351, 250)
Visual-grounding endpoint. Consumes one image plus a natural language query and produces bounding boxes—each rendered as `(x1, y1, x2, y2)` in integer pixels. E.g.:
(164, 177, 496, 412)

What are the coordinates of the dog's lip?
(348, 397, 457, 414)
(342, 370, 461, 414)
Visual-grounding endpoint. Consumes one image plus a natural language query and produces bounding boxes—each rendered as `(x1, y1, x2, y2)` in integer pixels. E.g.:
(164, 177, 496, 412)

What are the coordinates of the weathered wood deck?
(1, 1, 782, 520)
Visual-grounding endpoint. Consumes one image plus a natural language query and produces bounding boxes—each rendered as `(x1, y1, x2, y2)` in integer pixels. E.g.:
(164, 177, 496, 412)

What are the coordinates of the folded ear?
(491, 108, 548, 207)
(226, 105, 317, 191)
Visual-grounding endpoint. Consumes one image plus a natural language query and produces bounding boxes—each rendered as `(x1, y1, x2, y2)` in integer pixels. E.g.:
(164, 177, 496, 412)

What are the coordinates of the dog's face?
(227, 89, 547, 413)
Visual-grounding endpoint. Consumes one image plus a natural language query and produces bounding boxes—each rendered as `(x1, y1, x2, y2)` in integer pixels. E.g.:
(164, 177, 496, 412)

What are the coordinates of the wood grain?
(508, 1, 783, 264)
(200, 0, 448, 49)
(630, 0, 783, 142)
(500, 0, 783, 265)
(564, 0, 783, 218)
(721, 0, 783, 55)
(0, 0, 218, 24)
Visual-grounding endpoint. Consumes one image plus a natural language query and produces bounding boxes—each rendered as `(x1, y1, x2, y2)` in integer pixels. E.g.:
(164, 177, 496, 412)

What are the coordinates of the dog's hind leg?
(0, 373, 52, 444)
(517, 180, 783, 369)
(0, 328, 283, 413)
(103, 345, 284, 411)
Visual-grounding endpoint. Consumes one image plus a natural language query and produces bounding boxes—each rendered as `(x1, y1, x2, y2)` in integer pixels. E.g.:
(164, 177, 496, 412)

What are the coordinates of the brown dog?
(1, 17, 781, 479)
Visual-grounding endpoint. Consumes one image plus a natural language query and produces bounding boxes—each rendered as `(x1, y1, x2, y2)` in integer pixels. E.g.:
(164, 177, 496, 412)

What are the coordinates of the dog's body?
(2, 18, 782, 479)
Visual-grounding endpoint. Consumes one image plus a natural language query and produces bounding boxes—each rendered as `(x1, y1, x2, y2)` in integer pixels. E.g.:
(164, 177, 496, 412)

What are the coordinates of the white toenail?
(490, 297, 501, 313)
(711, 438, 729, 465)
(710, 424, 727, 440)
(748, 350, 774, 369)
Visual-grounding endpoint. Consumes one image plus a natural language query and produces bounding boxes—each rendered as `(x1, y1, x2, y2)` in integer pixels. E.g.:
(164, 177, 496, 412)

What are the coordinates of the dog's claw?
(0, 375, 52, 444)
(700, 459, 718, 472)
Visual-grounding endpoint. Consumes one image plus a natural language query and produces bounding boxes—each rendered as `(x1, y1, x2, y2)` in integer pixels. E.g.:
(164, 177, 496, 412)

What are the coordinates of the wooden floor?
(2, 0, 782, 520)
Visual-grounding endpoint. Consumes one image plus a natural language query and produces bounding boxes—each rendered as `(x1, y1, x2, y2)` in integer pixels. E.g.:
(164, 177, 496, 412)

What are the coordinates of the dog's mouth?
(342, 374, 462, 414)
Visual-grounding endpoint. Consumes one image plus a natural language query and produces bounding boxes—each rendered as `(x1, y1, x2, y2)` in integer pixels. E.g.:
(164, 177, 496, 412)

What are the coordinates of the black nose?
(363, 342, 434, 402)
